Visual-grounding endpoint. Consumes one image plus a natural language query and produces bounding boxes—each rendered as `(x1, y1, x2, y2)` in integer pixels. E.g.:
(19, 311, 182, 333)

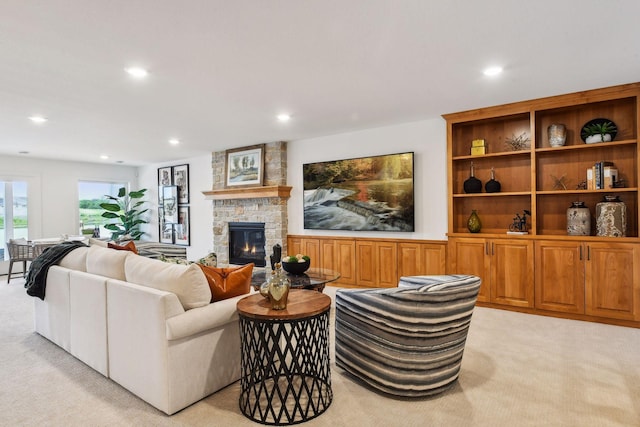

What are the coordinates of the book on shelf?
(590, 161, 616, 190)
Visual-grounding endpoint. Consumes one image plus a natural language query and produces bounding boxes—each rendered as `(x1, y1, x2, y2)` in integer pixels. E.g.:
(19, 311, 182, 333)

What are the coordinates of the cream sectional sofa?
(33, 245, 248, 415)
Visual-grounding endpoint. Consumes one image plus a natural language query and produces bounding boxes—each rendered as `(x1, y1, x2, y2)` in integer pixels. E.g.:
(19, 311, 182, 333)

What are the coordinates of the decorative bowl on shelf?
(581, 118, 617, 144)
(281, 260, 310, 275)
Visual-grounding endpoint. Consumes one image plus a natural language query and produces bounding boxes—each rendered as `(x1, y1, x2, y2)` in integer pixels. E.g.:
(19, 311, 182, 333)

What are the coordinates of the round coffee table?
(237, 290, 333, 425)
(251, 268, 340, 293)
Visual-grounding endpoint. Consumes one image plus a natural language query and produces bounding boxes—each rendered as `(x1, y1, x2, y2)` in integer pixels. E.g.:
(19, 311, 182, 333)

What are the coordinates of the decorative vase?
(548, 124, 567, 147)
(463, 162, 482, 193)
(596, 195, 627, 237)
(268, 263, 291, 310)
(467, 210, 481, 233)
(484, 167, 501, 193)
(566, 201, 591, 236)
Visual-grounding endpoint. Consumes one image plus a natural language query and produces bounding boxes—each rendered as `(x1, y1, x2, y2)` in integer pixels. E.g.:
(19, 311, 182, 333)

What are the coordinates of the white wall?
(138, 154, 213, 260)
(287, 117, 448, 240)
(1, 117, 448, 267)
(0, 155, 138, 239)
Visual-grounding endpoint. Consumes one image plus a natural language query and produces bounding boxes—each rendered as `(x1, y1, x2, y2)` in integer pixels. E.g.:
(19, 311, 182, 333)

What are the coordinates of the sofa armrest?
(165, 292, 250, 341)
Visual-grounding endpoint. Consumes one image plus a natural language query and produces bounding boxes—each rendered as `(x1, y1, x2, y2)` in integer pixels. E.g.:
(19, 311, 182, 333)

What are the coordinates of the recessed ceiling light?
(277, 113, 291, 122)
(169, 138, 180, 145)
(100, 154, 109, 160)
(483, 66, 503, 77)
(29, 116, 47, 124)
(125, 67, 149, 78)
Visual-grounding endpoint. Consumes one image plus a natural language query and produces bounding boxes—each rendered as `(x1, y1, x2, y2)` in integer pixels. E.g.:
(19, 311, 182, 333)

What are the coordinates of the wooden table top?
(237, 289, 331, 320)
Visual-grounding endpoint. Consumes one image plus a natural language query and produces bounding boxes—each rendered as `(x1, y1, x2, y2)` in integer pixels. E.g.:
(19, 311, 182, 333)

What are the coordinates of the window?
(0, 181, 29, 260)
(78, 181, 127, 239)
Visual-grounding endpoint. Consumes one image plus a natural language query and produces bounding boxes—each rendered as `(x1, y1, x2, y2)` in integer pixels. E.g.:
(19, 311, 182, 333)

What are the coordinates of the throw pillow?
(88, 237, 108, 247)
(108, 241, 138, 254)
(198, 263, 254, 302)
(124, 255, 211, 310)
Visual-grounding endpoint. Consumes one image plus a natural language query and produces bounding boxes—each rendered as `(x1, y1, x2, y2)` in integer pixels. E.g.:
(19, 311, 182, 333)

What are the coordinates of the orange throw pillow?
(107, 241, 138, 254)
(198, 263, 254, 302)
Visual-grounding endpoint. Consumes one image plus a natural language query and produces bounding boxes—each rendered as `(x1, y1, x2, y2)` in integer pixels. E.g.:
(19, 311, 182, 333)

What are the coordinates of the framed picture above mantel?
(224, 144, 265, 188)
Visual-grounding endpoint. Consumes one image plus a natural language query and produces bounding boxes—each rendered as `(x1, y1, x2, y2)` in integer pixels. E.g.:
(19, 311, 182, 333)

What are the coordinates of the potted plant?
(100, 187, 149, 242)
(581, 119, 617, 144)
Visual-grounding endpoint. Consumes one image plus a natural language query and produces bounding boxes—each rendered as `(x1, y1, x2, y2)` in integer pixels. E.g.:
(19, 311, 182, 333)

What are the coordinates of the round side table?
(237, 289, 333, 425)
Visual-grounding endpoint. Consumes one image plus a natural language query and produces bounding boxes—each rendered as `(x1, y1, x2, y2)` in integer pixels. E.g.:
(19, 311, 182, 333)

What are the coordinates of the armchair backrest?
(6, 240, 35, 261)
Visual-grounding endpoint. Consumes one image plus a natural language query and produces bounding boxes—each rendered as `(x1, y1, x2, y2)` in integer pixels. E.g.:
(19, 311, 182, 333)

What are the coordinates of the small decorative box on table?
(236, 289, 333, 425)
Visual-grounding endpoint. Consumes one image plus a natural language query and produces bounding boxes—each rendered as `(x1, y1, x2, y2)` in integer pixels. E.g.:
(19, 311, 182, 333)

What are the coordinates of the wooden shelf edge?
(202, 185, 292, 200)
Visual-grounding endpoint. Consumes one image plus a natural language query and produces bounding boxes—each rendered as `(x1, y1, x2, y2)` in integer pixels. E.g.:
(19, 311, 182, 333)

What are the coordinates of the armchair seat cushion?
(335, 274, 481, 397)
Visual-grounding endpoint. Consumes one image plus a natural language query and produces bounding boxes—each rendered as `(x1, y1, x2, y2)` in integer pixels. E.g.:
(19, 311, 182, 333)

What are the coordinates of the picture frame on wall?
(159, 207, 174, 244)
(173, 164, 190, 204)
(158, 166, 172, 186)
(225, 144, 264, 188)
(174, 206, 190, 246)
(302, 151, 415, 232)
(163, 185, 178, 224)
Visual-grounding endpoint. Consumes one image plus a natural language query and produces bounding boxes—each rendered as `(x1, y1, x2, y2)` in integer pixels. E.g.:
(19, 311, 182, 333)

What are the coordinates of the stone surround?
(210, 141, 288, 266)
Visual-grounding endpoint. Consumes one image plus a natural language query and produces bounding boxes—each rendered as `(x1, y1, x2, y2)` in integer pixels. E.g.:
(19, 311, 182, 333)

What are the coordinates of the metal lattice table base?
(239, 309, 332, 425)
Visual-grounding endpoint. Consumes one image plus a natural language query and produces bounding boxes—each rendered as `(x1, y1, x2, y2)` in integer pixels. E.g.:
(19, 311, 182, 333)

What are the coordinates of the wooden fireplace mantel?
(202, 185, 292, 200)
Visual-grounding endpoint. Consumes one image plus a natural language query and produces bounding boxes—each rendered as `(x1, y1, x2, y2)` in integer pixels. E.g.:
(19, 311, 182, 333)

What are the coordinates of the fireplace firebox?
(228, 222, 266, 267)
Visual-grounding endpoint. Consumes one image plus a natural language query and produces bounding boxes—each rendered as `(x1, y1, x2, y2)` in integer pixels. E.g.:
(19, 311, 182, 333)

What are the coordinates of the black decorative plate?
(580, 118, 617, 142)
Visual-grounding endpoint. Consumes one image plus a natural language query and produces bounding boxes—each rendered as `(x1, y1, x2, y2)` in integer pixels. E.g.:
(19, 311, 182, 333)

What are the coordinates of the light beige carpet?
(1, 278, 639, 426)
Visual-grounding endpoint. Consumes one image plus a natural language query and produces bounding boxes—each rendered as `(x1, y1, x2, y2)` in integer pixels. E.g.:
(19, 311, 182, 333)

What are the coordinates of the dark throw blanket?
(25, 241, 88, 300)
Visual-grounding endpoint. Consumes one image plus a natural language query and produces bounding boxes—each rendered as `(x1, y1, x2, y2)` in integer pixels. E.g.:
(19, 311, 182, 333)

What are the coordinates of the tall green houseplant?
(100, 187, 149, 241)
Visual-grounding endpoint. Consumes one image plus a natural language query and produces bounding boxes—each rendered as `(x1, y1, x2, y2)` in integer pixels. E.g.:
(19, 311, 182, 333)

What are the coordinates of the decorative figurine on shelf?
(551, 174, 568, 190)
(504, 132, 530, 151)
(509, 210, 531, 233)
(269, 243, 282, 271)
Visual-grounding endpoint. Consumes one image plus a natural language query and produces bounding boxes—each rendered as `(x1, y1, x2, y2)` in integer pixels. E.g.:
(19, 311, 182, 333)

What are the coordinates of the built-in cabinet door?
(398, 243, 447, 277)
(301, 238, 320, 264)
(448, 238, 489, 302)
(356, 240, 397, 287)
(376, 241, 398, 287)
(489, 239, 534, 308)
(320, 240, 335, 271)
(535, 240, 585, 314)
(287, 237, 302, 259)
(356, 241, 377, 287)
(334, 240, 356, 285)
(585, 242, 640, 321)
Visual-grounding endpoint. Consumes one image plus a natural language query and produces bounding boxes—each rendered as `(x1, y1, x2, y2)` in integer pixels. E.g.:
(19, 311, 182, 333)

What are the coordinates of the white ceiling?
(2, 0, 639, 166)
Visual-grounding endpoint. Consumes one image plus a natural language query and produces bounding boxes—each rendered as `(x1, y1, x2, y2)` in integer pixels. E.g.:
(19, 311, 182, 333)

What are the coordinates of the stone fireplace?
(204, 141, 290, 267)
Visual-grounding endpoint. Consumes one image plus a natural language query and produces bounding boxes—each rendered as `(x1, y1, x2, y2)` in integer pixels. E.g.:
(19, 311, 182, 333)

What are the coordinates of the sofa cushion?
(86, 245, 130, 281)
(88, 237, 108, 247)
(59, 246, 89, 272)
(108, 241, 138, 254)
(198, 263, 253, 302)
(124, 255, 211, 310)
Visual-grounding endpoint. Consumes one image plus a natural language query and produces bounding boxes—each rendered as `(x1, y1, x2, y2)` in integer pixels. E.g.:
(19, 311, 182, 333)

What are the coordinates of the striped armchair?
(335, 274, 481, 397)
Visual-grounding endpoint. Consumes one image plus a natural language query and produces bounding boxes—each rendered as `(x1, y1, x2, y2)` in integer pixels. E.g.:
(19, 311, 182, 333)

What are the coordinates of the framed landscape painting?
(225, 144, 264, 188)
(303, 152, 415, 232)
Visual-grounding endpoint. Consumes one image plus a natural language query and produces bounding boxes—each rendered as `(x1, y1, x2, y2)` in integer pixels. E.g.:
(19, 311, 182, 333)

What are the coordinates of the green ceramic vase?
(467, 210, 481, 233)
